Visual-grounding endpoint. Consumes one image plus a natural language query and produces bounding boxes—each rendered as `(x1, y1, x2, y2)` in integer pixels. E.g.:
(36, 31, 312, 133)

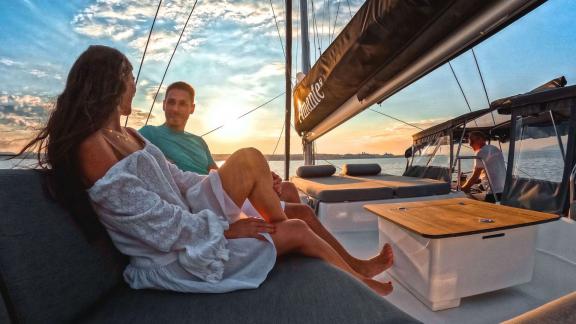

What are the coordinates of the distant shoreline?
(213, 153, 401, 161)
(2, 152, 402, 161)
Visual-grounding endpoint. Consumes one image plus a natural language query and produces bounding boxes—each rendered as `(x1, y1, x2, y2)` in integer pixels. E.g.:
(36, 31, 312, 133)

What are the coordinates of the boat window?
(512, 113, 568, 183)
(411, 136, 450, 168)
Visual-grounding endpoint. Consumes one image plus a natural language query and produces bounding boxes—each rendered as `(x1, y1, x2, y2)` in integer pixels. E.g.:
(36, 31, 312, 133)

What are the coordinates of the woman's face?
(118, 69, 135, 116)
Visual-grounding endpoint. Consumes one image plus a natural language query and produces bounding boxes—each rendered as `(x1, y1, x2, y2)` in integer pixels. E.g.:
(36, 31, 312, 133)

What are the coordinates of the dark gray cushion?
(0, 291, 11, 324)
(403, 165, 451, 182)
(80, 256, 420, 324)
(361, 175, 451, 198)
(342, 163, 381, 176)
(0, 169, 126, 324)
(293, 175, 395, 202)
(296, 165, 336, 178)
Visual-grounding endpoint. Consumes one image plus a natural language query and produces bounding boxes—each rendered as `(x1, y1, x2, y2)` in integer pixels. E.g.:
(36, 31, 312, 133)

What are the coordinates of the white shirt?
(473, 144, 506, 194)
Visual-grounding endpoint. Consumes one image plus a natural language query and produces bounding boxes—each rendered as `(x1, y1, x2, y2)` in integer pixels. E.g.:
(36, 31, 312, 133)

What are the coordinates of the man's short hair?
(166, 81, 195, 102)
(469, 131, 487, 142)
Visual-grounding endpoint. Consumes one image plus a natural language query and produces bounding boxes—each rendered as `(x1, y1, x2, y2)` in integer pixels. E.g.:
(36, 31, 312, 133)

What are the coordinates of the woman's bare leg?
(284, 203, 393, 277)
(270, 219, 393, 296)
(218, 148, 287, 223)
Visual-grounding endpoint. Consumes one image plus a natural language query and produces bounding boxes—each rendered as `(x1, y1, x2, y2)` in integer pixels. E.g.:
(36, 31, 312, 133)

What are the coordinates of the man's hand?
(224, 218, 275, 240)
(271, 171, 282, 196)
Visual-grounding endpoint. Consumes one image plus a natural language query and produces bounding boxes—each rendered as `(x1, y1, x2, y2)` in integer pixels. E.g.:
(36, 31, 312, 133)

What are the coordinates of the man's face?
(163, 89, 195, 130)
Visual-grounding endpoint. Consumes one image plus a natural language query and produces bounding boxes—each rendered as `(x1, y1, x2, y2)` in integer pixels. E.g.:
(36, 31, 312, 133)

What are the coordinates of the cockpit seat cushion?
(360, 175, 451, 198)
(0, 169, 127, 324)
(292, 175, 395, 202)
(341, 163, 382, 176)
(293, 174, 450, 202)
(81, 256, 420, 324)
(502, 290, 576, 324)
(0, 169, 421, 324)
(296, 165, 336, 178)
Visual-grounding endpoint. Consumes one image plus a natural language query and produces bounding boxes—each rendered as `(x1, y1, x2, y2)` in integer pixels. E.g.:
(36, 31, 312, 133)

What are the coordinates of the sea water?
(1, 151, 565, 182)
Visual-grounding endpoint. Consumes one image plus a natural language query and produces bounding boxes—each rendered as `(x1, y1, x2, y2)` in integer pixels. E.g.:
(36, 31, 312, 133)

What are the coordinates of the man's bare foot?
(363, 278, 393, 296)
(354, 243, 394, 277)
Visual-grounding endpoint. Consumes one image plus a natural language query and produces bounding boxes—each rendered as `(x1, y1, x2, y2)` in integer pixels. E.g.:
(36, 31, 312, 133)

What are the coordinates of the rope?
(124, 0, 163, 127)
(346, 0, 352, 18)
(369, 107, 424, 130)
(330, 0, 341, 42)
(144, 0, 199, 126)
(448, 62, 478, 127)
(201, 92, 285, 137)
(311, 0, 321, 58)
(471, 48, 497, 125)
(272, 123, 285, 155)
(269, 0, 286, 59)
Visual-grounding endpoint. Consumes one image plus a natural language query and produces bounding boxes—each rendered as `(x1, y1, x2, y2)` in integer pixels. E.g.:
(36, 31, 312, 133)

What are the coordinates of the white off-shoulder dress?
(87, 139, 276, 293)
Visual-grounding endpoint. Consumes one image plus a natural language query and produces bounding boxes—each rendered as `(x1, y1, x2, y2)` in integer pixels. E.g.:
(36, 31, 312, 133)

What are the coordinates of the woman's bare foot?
(353, 243, 394, 277)
(363, 278, 393, 296)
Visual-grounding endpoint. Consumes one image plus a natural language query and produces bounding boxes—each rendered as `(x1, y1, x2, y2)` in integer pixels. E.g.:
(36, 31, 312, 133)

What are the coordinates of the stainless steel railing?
(570, 163, 576, 219)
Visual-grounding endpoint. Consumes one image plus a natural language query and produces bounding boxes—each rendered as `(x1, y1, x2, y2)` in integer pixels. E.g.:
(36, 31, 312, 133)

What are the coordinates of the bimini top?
(411, 77, 570, 145)
(412, 107, 499, 145)
(292, 0, 545, 139)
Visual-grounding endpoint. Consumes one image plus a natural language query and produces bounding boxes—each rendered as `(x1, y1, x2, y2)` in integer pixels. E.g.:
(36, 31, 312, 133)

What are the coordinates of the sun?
(201, 99, 252, 140)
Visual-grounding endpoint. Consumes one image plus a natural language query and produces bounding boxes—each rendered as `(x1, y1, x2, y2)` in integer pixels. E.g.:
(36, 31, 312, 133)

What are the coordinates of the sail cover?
(293, 0, 544, 136)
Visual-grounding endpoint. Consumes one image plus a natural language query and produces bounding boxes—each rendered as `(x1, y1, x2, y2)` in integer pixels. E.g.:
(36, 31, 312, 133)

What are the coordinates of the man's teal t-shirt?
(139, 124, 216, 175)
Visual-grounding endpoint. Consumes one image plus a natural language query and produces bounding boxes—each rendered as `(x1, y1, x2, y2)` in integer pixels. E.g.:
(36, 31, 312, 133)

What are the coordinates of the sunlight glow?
(200, 99, 253, 140)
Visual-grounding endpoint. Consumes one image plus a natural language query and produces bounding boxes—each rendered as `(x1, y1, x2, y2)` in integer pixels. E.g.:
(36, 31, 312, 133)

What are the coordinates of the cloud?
(0, 58, 24, 67)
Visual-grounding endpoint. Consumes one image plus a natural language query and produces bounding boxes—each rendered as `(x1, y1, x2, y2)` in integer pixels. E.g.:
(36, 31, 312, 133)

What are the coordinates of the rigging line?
(471, 48, 497, 125)
(346, 0, 352, 18)
(294, 0, 299, 80)
(144, 0, 198, 126)
(269, 0, 286, 59)
(471, 48, 503, 152)
(326, 0, 330, 45)
(448, 62, 478, 127)
(330, 0, 341, 43)
(272, 122, 285, 155)
(201, 91, 285, 137)
(311, 0, 321, 58)
(124, 0, 163, 127)
(369, 107, 424, 130)
(310, 0, 317, 61)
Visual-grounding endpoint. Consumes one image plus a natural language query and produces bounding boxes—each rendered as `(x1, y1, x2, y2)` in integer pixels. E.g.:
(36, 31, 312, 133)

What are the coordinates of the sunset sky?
(1, 0, 575, 156)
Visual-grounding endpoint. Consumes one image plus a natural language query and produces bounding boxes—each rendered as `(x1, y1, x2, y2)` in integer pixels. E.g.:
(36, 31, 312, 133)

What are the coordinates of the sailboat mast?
(284, 0, 293, 180)
(300, 0, 315, 165)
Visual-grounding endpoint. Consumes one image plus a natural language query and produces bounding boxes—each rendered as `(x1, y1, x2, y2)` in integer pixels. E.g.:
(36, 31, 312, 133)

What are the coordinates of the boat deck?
(334, 220, 576, 323)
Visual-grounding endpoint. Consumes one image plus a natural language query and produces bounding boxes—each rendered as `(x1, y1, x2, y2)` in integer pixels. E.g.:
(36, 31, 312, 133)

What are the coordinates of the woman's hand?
(224, 218, 275, 240)
(271, 171, 283, 196)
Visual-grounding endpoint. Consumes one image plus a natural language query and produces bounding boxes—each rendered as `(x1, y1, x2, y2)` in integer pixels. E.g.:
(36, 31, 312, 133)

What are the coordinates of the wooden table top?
(364, 198, 560, 238)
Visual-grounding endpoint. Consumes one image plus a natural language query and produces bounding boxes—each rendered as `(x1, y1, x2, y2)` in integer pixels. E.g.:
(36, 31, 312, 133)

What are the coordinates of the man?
(139, 81, 393, 277)
(139, 81, 299, 202)
(461, 131, 506, 203)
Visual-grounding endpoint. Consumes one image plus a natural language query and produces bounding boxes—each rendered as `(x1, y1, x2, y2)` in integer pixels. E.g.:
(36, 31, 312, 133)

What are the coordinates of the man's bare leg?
(279, 181, 301, 203)
(284, 203, 393, 277)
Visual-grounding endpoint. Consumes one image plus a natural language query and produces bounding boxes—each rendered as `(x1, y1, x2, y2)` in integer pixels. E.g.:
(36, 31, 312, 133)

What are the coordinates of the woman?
(19, 45, 393, 295)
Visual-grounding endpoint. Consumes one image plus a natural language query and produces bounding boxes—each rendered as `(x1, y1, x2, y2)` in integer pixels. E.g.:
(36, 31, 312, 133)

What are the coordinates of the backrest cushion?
(0, 169, 126, 323)
(341, 163, 381, 176)
(0, 291, 11, 324)
(296, 165, 336, 178)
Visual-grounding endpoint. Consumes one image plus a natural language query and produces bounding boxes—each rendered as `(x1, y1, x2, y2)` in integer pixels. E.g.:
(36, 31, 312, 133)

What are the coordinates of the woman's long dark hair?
(17, 45, 133, 238)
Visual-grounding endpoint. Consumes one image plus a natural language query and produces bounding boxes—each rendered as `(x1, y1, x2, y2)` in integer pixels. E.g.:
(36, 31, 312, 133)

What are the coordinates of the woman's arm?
(89, 171, 230, 283)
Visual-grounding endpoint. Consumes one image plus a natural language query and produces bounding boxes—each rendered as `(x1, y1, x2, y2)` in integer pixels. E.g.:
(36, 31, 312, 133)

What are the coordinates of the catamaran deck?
(334, 218, 576, 323)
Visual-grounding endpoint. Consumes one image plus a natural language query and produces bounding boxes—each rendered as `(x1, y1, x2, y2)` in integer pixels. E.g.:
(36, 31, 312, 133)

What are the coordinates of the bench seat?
(0, 169, 419, 324)
(293, 174, 450, 202)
